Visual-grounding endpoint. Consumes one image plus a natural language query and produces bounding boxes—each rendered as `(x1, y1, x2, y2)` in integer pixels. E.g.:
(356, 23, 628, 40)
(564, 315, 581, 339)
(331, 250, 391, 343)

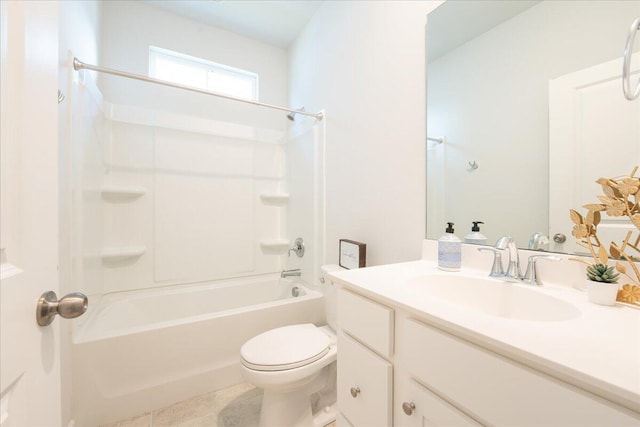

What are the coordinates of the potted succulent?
(569, 166, 640, 306)
(585, 263, 620, 305)
(569, 222, 621, 305)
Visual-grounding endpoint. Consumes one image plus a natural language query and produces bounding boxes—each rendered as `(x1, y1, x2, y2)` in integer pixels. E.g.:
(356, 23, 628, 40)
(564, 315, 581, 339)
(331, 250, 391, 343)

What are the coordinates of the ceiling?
(142, 0, 323, 48)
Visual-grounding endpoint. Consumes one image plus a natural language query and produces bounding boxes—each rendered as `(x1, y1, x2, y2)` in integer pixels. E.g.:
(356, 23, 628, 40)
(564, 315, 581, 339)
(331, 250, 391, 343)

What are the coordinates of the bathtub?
(71, 274, 325, 427)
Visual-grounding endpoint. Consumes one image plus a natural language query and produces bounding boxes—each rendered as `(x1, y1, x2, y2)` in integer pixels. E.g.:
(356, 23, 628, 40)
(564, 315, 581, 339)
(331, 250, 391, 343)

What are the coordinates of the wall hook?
(468, 161, 479, 170)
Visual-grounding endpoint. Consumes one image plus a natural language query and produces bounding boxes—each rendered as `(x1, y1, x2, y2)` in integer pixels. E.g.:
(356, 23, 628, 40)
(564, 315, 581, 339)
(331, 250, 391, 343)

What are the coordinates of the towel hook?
(468, 161, 478, 170)
(622, 17, 640, 101)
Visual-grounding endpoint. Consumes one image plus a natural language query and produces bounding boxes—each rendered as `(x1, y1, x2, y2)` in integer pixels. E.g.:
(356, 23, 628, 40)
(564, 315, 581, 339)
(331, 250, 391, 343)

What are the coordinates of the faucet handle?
(477, 247, 505, 277)
(289, 237, 305, 258)
(523, 255, 561, 286)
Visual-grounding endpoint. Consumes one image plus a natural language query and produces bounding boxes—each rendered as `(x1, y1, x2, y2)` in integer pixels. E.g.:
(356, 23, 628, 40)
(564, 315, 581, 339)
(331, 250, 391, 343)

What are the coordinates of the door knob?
(350, 386, 360, 398)
(36, 291, 88, 326)
(553, 233, 566, 243)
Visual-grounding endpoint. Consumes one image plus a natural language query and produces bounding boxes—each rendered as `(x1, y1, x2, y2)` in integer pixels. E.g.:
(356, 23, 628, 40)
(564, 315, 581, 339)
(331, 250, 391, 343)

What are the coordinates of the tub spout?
(281, 269, 301, 278)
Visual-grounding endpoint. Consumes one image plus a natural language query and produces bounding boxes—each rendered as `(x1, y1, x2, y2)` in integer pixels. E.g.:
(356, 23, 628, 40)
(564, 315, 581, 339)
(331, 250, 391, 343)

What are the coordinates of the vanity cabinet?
(337, 288, 394, 427)
(335, 285, 640, 427)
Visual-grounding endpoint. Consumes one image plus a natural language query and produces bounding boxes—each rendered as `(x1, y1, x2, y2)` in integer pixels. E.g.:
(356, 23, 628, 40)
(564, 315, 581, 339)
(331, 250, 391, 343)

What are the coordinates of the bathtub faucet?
(281, 269, 301, 278)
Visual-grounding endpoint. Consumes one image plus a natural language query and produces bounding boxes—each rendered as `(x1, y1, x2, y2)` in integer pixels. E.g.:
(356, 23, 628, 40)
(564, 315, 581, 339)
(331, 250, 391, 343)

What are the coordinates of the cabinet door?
(398, 380, 481, 427)
(338, 331, 393, 427)
(403, 318, 640, 426)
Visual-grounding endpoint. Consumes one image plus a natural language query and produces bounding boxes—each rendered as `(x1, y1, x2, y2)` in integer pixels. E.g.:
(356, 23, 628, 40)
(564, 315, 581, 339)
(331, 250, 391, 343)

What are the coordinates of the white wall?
(427, 0, 640, 246)
(289, 1, 444, 267)
(100, 1, 288, 128)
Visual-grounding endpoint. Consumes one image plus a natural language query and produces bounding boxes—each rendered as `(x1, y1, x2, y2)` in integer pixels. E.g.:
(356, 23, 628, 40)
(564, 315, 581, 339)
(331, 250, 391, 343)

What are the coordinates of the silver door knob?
(402, 401, 416, 415)
(36, 291, 88, 326)
(350, 387, 360, 398)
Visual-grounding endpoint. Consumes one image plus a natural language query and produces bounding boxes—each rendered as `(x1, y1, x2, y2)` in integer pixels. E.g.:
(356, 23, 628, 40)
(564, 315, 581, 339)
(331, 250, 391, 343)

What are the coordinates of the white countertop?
(329, 258, 640, 413)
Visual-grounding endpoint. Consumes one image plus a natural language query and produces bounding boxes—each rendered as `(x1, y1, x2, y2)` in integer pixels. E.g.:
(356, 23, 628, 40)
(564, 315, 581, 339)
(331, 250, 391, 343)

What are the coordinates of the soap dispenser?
(438, 222, 461, 271)
(464, 221, 488, 245)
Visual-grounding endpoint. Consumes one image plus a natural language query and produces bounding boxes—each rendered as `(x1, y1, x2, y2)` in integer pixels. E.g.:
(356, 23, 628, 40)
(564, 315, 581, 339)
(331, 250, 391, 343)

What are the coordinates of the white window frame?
(149, 46, 259, 101)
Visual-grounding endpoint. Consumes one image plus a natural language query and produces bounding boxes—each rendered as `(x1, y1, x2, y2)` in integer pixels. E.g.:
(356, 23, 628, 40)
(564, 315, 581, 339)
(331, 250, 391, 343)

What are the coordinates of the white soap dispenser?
(464, 221, 488, 245)
(438, 222, 461, 271)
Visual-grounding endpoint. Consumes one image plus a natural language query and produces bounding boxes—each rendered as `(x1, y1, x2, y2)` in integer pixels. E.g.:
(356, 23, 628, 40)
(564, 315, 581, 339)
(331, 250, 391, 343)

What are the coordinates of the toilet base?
(259, 387, 314, 427)
(259, 390, 336, 427)
(256, 361, 336, 427)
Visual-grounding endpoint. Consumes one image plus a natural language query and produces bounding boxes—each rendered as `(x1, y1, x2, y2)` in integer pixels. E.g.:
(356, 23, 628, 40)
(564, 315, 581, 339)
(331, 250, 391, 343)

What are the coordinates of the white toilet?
(240, 265, 341, 427)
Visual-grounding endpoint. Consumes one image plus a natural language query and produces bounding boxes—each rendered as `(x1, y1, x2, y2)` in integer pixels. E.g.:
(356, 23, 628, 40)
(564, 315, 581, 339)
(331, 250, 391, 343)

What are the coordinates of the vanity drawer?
(337, 331, 392, 427)
(402, 318, 640, 426)
(337, 288, 394, 358)
(398, 379, 481, 427)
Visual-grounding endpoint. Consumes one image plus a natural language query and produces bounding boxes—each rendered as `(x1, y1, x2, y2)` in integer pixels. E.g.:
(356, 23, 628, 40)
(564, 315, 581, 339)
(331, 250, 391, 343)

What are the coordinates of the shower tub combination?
(71, 274, 325, 426)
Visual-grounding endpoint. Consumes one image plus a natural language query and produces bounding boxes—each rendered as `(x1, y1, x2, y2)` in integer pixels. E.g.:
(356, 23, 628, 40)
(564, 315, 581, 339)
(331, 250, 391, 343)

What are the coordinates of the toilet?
(240, 265, 341, 427)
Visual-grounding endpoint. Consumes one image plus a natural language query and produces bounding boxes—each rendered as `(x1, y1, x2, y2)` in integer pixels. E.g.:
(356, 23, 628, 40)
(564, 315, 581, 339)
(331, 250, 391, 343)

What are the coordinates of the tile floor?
(100, 382, 336, 427)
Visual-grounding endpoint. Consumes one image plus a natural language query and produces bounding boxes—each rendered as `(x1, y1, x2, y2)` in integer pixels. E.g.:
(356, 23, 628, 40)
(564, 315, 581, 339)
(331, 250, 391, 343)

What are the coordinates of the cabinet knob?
(402, 401, 416, 415)
(350, 387, 360, 398)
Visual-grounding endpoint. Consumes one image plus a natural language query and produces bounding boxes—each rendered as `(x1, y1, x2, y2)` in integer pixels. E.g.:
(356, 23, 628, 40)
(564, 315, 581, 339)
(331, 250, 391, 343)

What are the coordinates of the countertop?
(328, 259, 640, 413)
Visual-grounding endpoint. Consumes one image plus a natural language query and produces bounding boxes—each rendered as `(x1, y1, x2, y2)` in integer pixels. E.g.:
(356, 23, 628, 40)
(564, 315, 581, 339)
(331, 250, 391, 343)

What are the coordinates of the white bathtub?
(71, 274, 325, 426)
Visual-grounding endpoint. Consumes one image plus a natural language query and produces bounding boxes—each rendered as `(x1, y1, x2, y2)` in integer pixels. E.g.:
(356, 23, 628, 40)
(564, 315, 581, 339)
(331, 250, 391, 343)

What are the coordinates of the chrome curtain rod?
(73, 57, 324, 120)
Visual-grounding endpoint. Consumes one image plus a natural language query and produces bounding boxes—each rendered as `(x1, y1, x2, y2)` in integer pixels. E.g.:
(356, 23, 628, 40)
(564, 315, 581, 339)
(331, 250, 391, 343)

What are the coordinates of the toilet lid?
(241, 324, 330, 371)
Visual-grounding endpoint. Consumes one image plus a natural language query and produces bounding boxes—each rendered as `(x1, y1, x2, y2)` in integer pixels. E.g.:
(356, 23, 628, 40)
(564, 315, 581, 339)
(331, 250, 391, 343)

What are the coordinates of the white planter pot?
(586, 279, 620, 306)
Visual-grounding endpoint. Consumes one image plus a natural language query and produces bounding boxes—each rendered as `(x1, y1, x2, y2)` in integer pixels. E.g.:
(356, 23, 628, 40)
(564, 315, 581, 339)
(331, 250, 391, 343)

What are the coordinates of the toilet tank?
(320, 264, 343, 331)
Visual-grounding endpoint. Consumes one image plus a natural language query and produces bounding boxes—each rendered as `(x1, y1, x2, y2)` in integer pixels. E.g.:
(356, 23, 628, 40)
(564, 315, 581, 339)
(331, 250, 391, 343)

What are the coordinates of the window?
(149, 46, 259, 101)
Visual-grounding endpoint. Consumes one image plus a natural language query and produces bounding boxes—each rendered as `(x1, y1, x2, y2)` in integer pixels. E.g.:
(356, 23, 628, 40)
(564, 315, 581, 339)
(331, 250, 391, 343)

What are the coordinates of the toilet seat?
(241, 324, 330, 371)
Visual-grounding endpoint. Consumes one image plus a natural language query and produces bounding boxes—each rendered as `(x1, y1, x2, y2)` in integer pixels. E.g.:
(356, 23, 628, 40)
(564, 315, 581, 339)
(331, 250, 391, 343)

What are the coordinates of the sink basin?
(408, 274, 581, 321)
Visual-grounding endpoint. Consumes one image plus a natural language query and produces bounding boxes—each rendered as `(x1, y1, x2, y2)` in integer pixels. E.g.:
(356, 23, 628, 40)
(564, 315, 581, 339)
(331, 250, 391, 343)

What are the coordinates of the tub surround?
(328, 240, 640, 424)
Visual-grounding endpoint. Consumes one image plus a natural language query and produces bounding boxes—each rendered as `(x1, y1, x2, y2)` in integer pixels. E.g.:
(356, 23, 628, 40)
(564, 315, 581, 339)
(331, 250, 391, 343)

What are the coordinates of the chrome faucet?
(494, 235, 522, 281)
(522, 254, 561, 286)
(528, 232, 549, 250)
(477, 247, 505, 277)
(281, 269, 301, 278)
(492, 235, 561, 286)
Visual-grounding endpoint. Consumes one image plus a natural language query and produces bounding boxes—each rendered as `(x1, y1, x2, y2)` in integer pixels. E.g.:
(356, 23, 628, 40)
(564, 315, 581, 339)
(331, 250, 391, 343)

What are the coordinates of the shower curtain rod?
(73, 57, 324, 121)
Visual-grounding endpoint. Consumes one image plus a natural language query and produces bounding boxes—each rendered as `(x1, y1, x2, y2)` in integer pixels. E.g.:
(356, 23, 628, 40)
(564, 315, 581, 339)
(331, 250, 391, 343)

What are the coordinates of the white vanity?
(329, 241, 640, 426)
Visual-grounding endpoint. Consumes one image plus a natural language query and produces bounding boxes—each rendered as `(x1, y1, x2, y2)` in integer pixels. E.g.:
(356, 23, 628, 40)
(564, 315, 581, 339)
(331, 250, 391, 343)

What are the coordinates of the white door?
(549, 54, 640, 254)
(0, 1, 63, 426)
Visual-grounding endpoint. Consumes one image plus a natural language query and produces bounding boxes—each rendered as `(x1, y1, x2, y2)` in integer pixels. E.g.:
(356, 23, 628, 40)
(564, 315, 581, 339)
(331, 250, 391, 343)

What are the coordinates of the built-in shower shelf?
(259, 239, 290, 254)
(101, 186, 146, 201)
(101, 246, 147, 262)
(260, 193, 290, 206)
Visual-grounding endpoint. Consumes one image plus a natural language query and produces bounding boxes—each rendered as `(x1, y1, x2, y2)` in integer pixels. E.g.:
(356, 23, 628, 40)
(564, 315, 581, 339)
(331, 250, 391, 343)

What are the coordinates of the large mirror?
(426, 0, 640, 254)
